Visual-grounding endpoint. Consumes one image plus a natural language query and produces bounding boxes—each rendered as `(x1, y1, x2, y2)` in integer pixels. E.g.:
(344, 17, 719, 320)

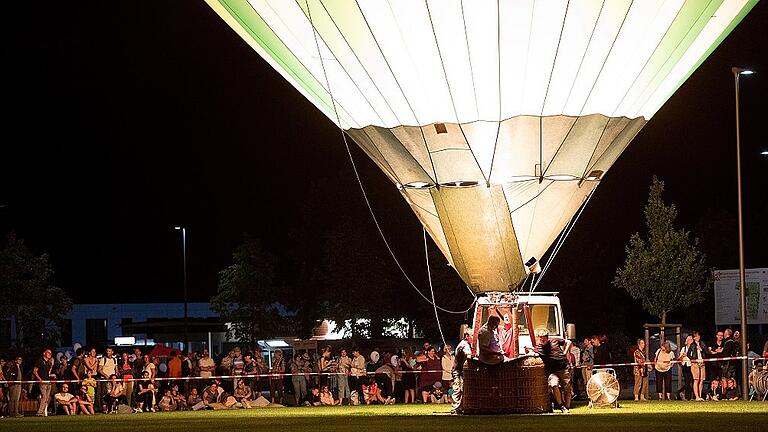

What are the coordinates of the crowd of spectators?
(568, 329, 768, 402)
(0, 329, 766, 418)
(0, 341, 458, 417)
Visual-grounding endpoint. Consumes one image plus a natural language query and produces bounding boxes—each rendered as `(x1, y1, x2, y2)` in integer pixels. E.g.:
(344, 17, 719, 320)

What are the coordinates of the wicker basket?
(462, 357, 549, 414)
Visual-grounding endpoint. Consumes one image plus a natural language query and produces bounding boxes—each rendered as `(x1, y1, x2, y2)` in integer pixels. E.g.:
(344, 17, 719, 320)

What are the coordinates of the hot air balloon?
(205, 0, 757, 293)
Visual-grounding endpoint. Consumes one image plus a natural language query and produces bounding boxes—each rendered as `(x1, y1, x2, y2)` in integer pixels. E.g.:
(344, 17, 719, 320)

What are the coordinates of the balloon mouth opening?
(440, 181, 478, 188)
(401, 181, 435, 190)
(543, 174, 580, 181)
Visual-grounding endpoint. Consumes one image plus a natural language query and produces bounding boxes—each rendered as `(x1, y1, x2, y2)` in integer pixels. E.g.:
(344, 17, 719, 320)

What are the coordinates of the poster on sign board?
(714, 268, 768, 325)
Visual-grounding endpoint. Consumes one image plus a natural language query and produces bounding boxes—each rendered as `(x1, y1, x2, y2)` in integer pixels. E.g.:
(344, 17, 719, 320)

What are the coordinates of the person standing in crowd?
(592, 335, 609, 366)
(270, 349, 286, 404)
(580, 337, 593, 399)
(290, 353, 307, 406)
(168, 350, 183, 388)
(707, 330, 724, 379)
(198, 348, 215, 381)
(56, 357, 71, 385)
(119, 352, 135, 407)
(567, 339, 581, 398)
(350, 347, 366, 400)
(84, 348, 99, 377)
(677, 335, 694, 401)
(336, 348, 351, 404)
(441, 344, 454, 389)
(529, 328, 571, 413)
(688, 331, 707, 401)
(132, 348, 145, 372)
(33, 348, 55, 416)
(5, 356, 23, 417)
(721, 328, 737, 379)
(477, 315, 503, 365)
(71, 348, 87, 394)
(633, 339, 649, 401)
(451, 329, 473, 415)
(419, 347, 442, 403)
(142, 354, 156, 379)
(654, 340, 675, 400)
(318, 346, 337, 391)
(97, 347, 117, 413)
(399, 347, 417, 404)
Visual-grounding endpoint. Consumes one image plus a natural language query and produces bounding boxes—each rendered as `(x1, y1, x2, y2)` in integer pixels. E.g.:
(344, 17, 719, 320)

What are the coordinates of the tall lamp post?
(175, 226, 189, 352)
(731, 66, 753, 401)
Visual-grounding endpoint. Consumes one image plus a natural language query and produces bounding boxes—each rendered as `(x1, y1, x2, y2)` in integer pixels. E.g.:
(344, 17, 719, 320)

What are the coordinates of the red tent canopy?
(150, 344, 173, 358)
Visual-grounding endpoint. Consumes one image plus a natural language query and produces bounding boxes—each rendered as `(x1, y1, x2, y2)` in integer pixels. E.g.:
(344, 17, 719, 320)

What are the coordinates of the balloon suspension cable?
(306, 2, 475, 315)
(425, 228, 447, 348)
(531, 186, 598, 293)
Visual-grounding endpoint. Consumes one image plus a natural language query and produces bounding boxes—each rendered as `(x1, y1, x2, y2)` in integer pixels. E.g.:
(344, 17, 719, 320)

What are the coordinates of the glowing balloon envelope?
(206, 0, 757, 292)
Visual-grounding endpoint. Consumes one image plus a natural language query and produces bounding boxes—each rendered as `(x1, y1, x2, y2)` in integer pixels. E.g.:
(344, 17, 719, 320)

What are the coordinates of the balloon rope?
(425, 227, 447, 348)
(532, 186, 598, 292)
(305, 1, 475, 315)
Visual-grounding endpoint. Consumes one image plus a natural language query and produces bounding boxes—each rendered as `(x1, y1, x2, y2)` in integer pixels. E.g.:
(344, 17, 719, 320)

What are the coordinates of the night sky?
(2, 2, 767, 333)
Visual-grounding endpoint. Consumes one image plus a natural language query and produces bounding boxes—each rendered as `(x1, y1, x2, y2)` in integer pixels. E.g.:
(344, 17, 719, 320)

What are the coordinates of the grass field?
(4, 401, 767, 432)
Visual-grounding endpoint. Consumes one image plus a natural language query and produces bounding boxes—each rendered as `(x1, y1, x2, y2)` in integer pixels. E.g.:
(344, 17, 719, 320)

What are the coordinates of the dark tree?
(613, 177, 710, 333)
(0, 232, 72, 351)
(211, 235, 287, 351)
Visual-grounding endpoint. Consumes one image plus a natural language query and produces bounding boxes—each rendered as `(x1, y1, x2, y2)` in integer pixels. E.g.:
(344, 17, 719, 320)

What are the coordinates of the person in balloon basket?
(450, 329, 473, 415)
(527, 328, 572, 413)
(477, 315, 503, 365)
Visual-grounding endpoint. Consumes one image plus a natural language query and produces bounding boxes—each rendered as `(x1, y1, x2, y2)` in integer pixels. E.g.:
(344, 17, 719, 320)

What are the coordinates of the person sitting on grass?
(103, 374, 128, 413)
(187, 387, 202, 407)
(159, 389, 177, 411)
(723, 378, 740, 400)
(429, 381, 448, 404)
(234, 379, 254, 408)
(307, 386, 322, 406)
(319, 384, 340, 406)
(362, 379, 388, 405)
(171, 384, 187, 410)
(135, 371, 157, 412)
(706, 379, 722, 401)
(54, 383, 79, 416)
(77, 385, 96, 415)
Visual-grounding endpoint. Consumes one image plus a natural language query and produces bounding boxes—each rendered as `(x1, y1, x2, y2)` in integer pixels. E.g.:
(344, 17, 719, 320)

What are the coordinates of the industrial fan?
(750, 360, 768, 401)
(587, 368, 620, 408)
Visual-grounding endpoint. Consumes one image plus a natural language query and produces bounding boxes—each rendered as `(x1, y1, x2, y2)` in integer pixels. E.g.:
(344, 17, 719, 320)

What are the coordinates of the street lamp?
(174, 226, 189, 352)
(731, 66, 753, 401)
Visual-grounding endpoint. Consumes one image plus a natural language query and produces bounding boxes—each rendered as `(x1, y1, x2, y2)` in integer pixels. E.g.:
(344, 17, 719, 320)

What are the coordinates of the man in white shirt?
(54, 383, 78, 416)
(97, 348, 117, 413)
(198, 349, 216, 379)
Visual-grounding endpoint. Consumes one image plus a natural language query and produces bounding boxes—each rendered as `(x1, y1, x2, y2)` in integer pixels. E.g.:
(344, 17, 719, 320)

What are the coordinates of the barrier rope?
(2, 356, 758, 385)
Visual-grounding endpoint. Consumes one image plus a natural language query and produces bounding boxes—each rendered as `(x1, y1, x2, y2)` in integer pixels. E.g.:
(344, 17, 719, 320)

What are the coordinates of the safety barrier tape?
(1, 356, 761, 385)
(577, 355, 752, 369)
(0, 369, 444, 385)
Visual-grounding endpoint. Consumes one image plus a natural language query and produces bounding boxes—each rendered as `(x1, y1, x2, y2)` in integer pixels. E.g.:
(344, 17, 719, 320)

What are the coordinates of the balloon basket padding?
(462, 357, 550, 414)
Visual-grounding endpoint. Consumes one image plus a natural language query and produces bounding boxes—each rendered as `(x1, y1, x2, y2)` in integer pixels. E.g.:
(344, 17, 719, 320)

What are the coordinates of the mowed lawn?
(4, 401, 767, 432)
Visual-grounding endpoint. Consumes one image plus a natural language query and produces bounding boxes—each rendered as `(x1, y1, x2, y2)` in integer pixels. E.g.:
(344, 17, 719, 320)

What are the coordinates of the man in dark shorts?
(530, 328, 571, 413)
